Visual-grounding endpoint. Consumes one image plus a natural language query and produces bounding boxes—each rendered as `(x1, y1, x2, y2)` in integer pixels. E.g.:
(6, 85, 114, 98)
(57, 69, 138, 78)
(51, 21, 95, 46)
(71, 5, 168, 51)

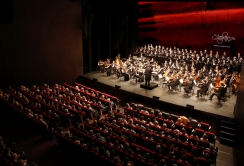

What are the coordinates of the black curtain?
(82, 0, 138, 72)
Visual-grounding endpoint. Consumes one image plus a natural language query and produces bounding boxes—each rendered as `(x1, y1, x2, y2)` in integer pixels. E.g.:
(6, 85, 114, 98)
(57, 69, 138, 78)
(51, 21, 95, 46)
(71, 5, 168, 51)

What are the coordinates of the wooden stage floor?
(81, 71, 236, 119)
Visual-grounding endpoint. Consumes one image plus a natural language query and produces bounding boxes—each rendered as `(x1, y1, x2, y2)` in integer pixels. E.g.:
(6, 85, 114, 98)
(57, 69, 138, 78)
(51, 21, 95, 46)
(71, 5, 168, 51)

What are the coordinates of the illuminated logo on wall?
(212, 32, 235, 44)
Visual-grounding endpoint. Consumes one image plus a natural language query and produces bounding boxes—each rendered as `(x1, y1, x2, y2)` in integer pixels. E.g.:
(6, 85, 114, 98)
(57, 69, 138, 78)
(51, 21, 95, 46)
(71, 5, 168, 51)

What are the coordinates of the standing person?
(145, 64, 152, 87)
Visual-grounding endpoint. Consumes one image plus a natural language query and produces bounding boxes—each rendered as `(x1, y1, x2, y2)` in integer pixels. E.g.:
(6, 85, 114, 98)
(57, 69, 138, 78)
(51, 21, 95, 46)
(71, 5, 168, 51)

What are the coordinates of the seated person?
(134, 148, 143, 158)
(168, 76, 180, 90)
(143, 153, 154, 163)
(184, 78, 194, 94)
(209, 83, 227, 103)
(155, 145, 163, 154)
(177, 154, 189, 165)
(110, 150, 121, 162)
(123, 143, 134, 154)
(196, 80, 209, 97)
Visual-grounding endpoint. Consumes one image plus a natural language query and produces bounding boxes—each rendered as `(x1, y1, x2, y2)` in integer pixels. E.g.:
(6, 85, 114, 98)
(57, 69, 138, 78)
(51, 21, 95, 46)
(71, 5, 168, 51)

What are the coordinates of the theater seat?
(200, 122, 211, 131)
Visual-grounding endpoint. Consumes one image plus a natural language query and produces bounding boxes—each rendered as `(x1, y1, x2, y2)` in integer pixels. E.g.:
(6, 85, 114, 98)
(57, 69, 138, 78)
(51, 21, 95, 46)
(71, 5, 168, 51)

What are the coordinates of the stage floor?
(82, 71, 236, 118)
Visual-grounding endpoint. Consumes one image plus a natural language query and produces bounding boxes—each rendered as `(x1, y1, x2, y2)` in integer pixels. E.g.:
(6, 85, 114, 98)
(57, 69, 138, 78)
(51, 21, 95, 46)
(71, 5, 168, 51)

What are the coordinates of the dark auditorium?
(1, 1, 244, 166)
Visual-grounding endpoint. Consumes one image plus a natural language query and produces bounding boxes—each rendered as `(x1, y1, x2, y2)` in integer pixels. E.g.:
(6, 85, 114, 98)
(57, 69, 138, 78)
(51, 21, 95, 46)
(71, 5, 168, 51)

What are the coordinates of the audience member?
(177, 154, 189, 165)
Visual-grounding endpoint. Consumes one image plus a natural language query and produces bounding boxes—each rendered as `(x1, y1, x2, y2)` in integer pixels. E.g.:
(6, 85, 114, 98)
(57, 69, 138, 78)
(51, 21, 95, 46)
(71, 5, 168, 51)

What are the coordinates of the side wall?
(0, 0, 83, 88)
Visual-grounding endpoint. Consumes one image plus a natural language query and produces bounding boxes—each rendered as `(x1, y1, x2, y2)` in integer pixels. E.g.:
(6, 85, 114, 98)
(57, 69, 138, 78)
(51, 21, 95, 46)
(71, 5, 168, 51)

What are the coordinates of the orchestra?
(98, 44, 242, 95)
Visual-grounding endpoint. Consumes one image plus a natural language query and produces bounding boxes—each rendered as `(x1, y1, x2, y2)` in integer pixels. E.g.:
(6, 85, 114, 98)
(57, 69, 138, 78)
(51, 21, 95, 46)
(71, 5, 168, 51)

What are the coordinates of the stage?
(80, 71, 236, 119)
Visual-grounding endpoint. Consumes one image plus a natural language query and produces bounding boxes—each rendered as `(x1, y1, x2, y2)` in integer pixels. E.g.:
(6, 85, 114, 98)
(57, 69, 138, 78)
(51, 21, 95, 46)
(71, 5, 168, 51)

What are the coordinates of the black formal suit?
(168, 78, 180, 90)
(184, 80, 194, 93)
(209, 86, 227, 102)
(196, 82, 209, 97)
(145, 66, 152, 86)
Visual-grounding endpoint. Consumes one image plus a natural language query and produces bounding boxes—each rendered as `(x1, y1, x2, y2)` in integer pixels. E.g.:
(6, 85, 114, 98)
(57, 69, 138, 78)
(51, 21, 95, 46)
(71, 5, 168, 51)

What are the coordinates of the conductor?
(145, 64, 152, 87)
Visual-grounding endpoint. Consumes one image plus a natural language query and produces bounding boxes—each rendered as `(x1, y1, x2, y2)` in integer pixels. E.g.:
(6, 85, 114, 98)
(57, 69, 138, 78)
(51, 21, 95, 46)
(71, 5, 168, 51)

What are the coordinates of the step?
(219, 136, 236, 147)
(220, 125, 236, 134)
(220, 130, 236, 140)
(220, 119, 236, 128)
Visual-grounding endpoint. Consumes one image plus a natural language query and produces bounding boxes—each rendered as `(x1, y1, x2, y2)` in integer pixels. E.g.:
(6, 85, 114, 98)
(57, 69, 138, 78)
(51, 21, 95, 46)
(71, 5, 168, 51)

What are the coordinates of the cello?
(232, 73, 240, 92)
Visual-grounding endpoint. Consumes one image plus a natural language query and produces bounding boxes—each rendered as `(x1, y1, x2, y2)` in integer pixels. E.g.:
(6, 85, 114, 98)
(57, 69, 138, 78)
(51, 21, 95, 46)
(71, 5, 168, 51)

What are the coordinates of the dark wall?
(0, 0, 83, 88)
(234, 64, 244, 166)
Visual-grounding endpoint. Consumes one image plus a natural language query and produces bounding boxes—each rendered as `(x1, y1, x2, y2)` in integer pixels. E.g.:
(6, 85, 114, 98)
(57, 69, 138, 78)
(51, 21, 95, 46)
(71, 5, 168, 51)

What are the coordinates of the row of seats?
(115, 112, 215, 147)
(0, 82, 217, 166)
(127, 103, 212, 131)
(74, 82, 120, 103)
(69, 120, 216, 166)
(0, 154, 14, 166)
(68, 126, 160, 166)
(123, 106, 216, 146)
(96, 116, 217, 163)
(54, 131, 124, 166)
(19, 86, 84, 124)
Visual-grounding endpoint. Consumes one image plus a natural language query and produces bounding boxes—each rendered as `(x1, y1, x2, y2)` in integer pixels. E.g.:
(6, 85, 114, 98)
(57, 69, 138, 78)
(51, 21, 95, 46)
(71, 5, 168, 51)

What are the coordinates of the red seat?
(155, 117, 164, 125)
(183, 125, 193, 136)
(163, 156, 176, 166)
(173, 148, 185, 159)
(203, 149, 218, 164)
(185, 152, 195, 163)
(170, 114, 179, 122)
(164, 119, 173, 128)
(179, 133, 188, 143)
(182, 142, 193, 153)
(140, 159, 155, 166)
(176, 160, 190, 166)
(162, 111, 171, 120)
(200, 122, 211, 131)
(195, 128, 205, 138)
(205, 131, 216, 145)
(197, 157, 212, 166)
(174, 123, 184, 131)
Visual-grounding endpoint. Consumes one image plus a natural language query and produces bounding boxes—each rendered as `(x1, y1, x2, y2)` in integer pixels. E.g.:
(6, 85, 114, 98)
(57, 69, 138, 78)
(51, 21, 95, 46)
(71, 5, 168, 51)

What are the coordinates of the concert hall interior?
(0, 1, 244, 166)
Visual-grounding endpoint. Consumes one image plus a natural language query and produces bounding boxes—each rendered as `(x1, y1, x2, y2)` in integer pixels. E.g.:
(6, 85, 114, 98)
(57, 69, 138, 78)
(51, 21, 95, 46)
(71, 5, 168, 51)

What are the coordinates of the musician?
(208, 83, 227, 103)
(168, 76, 180, 91)
(145, 64, 153, 87)
(196, 79, 209, 97)
(98, 60, 104, 72)
(184, 77, 194, 94)
(131, 66, 140, 83)
(223, 74, 231, 86)
(105, 62, 112, 76)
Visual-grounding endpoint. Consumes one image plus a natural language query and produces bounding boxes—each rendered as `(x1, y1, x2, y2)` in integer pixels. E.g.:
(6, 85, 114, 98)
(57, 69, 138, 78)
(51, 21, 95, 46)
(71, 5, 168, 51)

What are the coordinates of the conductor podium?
(140, 83, 158, 90)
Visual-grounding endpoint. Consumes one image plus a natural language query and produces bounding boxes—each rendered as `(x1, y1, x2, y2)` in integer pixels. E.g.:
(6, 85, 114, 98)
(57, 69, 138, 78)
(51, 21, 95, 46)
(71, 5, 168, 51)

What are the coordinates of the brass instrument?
(163, 69, 170, 78)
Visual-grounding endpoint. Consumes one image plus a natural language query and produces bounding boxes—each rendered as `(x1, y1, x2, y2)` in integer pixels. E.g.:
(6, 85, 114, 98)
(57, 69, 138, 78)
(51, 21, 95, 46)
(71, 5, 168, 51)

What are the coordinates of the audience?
(0, 83, 219, 166)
